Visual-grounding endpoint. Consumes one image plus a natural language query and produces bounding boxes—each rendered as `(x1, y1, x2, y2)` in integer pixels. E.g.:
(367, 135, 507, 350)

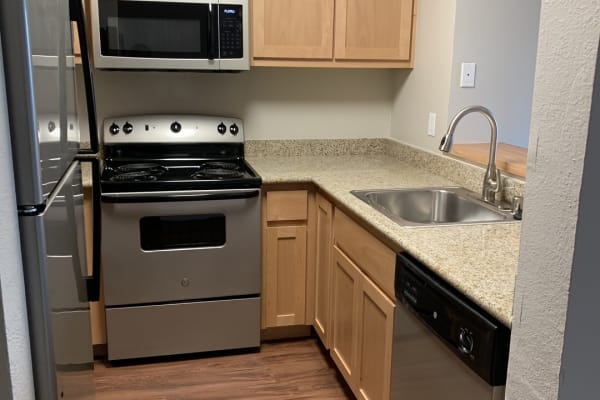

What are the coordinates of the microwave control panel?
(219, 4, 243, 59)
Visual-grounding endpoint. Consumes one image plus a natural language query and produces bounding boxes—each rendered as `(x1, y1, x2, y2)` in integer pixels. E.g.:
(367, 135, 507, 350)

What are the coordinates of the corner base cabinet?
(260, 188, 398, 399)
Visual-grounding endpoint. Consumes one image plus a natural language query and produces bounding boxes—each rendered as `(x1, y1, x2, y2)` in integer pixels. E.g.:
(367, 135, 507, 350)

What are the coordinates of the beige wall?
(93, 68, 395, 140)
(389, 0, 457, 153)
(391, 0, 541, 152)
(448, 0, 540, 148)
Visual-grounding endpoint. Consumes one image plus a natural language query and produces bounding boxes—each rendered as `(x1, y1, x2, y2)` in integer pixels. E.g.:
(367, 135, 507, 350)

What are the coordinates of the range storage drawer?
(105, 297, 260, 360)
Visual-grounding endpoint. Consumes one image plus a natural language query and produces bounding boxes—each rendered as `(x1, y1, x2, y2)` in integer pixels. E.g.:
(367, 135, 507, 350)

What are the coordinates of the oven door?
(90, 0, 220, 70)
(101, 189, 260, 306)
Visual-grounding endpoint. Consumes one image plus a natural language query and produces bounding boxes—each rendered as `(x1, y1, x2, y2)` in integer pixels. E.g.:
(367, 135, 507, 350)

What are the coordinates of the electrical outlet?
(460, 63, 476, 88)
(427, 113, 436, 137)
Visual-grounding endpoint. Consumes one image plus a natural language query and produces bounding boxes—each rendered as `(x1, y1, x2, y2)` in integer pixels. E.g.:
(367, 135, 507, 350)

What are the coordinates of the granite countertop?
(247, 154, 520, 327)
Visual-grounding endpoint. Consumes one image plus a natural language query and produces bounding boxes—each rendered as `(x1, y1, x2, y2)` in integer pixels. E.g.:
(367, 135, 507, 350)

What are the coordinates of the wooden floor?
(94, 338, 354, 399)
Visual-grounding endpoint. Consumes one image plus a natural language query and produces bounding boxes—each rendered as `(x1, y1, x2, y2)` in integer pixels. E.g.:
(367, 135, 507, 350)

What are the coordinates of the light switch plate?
(460, 63, 476, 88)
(427, 112, 436, 137)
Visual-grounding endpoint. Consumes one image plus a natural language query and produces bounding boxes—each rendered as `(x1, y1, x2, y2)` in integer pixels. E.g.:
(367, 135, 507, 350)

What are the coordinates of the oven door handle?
(101, 189, 260, 203)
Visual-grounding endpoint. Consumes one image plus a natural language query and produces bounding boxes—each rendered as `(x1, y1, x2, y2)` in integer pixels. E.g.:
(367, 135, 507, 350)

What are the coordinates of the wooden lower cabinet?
(261, 188, 396, 398)
(330, 246, 361, 386)
(262, 224, 308, 328)
(355, 269, 395, 400)
(313, 193, 333, 348)
(330, 246, 395, 400)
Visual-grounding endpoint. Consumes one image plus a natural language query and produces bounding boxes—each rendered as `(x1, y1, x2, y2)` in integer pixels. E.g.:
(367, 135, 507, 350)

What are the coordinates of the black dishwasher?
(391, 253, 511, 400)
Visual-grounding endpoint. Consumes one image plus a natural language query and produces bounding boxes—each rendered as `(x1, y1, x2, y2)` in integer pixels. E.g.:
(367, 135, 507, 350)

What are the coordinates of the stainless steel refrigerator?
(0, 0, 100, 398)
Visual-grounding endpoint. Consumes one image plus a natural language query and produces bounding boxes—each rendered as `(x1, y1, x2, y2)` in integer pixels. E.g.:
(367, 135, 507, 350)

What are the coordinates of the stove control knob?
(458, 328, 474, 355)
(170, 121, 182, 133)
(230, 123, 239, 135)
(123, 122, 133, 134)
(217, 122, 227, 134)
(109, 123, 120, 135)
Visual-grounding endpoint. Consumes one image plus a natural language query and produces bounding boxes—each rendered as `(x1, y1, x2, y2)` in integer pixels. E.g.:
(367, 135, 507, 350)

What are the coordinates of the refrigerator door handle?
(83, 158, 101, 302)
(69, 0, 99, 155)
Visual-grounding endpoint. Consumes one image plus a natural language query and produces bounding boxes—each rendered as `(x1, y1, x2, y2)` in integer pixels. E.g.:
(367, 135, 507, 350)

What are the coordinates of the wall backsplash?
(92, 68, 395, 141)
(246, 137, 525, 203)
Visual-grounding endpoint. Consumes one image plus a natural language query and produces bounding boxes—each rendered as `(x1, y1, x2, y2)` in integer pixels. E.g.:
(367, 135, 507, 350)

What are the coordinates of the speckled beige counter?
(247, 154, 520, 327)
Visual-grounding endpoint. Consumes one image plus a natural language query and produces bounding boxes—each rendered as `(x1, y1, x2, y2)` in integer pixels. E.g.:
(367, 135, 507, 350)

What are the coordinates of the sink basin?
(351, 187, 515, 227)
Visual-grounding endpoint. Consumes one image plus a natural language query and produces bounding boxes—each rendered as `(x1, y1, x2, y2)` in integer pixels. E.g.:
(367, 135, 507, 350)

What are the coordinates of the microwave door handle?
(69, 0, 99, 155)
(207, 3, 218, 60)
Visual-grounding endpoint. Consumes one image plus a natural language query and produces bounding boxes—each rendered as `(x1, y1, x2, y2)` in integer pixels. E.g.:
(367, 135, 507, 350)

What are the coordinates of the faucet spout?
(439, 105, 502, 205)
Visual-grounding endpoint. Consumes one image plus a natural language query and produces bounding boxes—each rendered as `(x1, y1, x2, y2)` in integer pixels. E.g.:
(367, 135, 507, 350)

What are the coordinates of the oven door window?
(99, 1, 212, 59)
(139, 215, 225, 251)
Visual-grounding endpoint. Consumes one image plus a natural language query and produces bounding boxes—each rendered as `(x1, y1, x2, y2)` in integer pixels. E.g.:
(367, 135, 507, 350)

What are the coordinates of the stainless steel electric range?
(100, 115, 261, 361)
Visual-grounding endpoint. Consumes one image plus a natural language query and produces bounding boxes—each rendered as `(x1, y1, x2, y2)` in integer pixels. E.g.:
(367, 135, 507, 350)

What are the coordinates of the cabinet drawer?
(333, 210, 396, 299)
(266, 190, 308, 222)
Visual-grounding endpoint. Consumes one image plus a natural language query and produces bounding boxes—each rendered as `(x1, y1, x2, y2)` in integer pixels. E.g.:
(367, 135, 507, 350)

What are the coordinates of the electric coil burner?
(100, 115, 261, 361)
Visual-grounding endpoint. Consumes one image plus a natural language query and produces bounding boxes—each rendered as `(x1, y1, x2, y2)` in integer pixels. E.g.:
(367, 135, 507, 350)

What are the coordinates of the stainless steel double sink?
(351, 187, 516, 227)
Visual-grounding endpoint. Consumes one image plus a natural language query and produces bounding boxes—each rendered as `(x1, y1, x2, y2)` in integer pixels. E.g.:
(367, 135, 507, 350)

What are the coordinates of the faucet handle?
(511, 196, 524, 220)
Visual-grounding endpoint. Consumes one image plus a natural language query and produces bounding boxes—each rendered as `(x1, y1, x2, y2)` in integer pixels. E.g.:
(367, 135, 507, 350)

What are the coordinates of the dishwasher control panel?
(395, 253, 511, 387)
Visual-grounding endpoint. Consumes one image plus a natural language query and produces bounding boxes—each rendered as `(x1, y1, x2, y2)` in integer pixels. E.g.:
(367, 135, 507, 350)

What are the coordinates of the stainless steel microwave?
(89, 0, 249, 70)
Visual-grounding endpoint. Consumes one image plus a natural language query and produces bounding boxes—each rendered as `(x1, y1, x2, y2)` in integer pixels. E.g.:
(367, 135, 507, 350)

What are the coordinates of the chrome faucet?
(439, 105, 502, 205)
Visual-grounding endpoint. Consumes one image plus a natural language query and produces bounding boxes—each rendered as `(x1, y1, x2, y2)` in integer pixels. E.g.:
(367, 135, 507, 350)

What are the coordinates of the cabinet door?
(335, 0, 414, 61)
(314, 194, 333, 348)
(252, 0, 335, 59)
(263, 225, 307, 328)
(355, 274, 395, 400)
(330, 246, 361, 388)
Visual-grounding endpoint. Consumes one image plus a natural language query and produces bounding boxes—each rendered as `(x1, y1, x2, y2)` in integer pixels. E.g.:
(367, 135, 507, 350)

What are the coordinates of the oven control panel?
(103, 115, 244, 144)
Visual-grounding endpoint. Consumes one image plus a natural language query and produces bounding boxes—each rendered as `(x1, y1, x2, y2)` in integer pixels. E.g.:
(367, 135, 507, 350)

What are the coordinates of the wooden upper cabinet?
(252, 0, 335, 60)
(251, 0, 416, 68)
(335, 0, 415, 61)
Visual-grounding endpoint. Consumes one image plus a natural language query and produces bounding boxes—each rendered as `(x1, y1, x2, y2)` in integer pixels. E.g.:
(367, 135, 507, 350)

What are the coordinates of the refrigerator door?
(46, 161, 95, 400)
(19, 160, 96, 400)
(1, 0, 81, 207)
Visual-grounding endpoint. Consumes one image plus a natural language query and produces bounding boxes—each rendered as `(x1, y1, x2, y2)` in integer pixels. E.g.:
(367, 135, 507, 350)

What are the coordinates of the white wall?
(93, 68, 395, 140)
(448, 0, 540, 148)
(0, 38, 36, 400)
(390, 0, 457, 151)
(506, 1, 600, 399)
